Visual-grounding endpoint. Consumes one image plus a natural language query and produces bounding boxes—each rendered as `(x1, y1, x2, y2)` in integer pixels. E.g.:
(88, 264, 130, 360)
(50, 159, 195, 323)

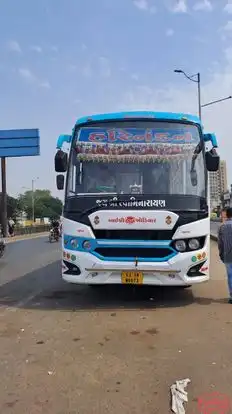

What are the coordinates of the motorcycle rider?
(50, 218, 60, 239)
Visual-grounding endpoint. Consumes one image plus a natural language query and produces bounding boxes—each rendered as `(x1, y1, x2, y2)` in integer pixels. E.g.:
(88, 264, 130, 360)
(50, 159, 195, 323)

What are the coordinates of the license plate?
(121, 271, 144, 285)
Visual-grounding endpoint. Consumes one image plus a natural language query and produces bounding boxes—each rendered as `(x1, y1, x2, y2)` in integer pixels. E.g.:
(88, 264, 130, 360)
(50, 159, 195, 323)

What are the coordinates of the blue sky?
(1, 0, 232, 198)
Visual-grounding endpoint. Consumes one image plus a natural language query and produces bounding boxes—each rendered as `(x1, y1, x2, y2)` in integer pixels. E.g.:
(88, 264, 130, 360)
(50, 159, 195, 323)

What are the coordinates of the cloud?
(133, 0, 149, 10)
(30, 45, 42, 53)
(221, 20, 232, 38)
(224, 20, 232, 31)
(224, 1, 232, 14)
(82, 63, 92, 78)
(131, 73, 139, 81)
(51, 45, 58, 52)
(193, 0, 212, 12)
(194, 35, 208, 44)
(74, 98, 82, 104)
(40, 81, 51, 89)
(7, 40, 22, 53)
(170, 0, 187, 13)
(19, 68, 50, 89)
(19, 68, 36, 82)
(67, 64, 78, 72)
(99, 56, 111, 78)
(166, 28, 174, 36)
(133, 0, 156, 13)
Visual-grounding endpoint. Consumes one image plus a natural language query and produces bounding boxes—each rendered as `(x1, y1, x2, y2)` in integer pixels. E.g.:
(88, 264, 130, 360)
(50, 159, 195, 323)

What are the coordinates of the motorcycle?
(49, 228, 60, 243)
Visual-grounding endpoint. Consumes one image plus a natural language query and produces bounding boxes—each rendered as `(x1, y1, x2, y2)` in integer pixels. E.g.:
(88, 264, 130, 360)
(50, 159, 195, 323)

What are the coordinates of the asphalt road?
(1, 234, 232, 414)
(210, 220, 220, 237)
(0, 236, 61, 308)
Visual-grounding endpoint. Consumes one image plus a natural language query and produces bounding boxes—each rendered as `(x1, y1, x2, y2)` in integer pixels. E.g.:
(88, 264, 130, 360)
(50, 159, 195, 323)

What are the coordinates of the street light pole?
(174, 69, 201, 119)
(174, 69, 232, 118)
(31, 177, 39, 223)
(201, 95, 232, 108)
(1, 157, 7, 237)
(197, 72, 201, 120)
(32, 179, 35, 223)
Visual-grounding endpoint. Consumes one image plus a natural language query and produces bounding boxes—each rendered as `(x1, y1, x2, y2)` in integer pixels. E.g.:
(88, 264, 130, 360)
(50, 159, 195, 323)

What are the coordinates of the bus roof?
(76, 111, 201, 126)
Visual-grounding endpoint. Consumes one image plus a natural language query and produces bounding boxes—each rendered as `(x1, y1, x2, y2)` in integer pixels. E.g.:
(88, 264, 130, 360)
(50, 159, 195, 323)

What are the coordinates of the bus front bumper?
(61, 248, 209, 286)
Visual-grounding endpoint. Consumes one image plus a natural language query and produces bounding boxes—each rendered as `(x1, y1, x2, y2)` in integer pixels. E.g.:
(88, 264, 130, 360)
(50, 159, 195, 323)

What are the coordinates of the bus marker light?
(67, 253, 70, 259)
(71, 254, 76, 261)
(191, 256, 197, 262)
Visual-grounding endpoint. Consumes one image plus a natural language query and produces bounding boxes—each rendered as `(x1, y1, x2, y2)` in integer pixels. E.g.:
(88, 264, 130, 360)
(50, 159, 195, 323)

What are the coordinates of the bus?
(55, 111, 219, 287)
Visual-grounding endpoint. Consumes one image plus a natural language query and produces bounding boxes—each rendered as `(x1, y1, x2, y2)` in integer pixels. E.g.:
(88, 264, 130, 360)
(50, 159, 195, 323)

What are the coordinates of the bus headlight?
(188, 238, 200, 250)
(70, 239, 78, 248)
(83, 240, 91, 250)
(174, 240, 186, 252)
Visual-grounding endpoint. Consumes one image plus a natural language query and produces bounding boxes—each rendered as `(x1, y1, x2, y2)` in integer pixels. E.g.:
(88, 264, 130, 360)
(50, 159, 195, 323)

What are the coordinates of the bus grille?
(94, 247, 173, 259)
(92, 229, 173, 241)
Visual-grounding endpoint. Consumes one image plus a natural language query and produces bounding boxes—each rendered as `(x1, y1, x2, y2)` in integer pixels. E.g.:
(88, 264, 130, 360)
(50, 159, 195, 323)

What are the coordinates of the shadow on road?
(0, 260, 227, 311)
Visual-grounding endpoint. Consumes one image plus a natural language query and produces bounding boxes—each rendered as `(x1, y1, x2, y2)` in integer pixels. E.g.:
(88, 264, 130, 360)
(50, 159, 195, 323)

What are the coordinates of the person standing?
(218, 208, 227, 240)
(220, 208, 227, 224)
(8, 218, 15, 237)
(218, 207, 232, 303)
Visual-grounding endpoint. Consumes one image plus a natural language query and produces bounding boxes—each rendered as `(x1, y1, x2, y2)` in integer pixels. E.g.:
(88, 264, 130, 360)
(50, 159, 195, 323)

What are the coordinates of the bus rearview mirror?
(55, 150, 68, 172)
(56, 174, 64, 190)
(205, 149, 220, 172)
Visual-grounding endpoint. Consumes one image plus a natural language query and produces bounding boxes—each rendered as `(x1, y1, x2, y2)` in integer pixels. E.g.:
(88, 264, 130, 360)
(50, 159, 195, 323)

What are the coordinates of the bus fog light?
(188, 238, 200, 250)
(83, 240, 91, 249)
(70, 239, 78, 248)
(174, 240, 186, 252)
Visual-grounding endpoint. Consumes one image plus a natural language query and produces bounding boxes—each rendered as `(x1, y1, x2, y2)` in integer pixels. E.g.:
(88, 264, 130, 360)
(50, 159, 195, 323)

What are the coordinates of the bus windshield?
(67, 121, 206, 198)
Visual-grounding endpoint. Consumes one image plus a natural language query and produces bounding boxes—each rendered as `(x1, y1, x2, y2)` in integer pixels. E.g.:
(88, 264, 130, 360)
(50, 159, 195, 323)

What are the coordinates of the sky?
(1, 0, 232, 199)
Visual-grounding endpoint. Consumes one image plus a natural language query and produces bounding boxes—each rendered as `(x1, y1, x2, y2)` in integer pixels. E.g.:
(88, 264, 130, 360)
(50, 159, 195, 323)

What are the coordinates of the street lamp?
(22, 177, 39, 223)
(31, 177, 39, 223)
(174, 69, 201, 119)
(174, 69, 232, 119)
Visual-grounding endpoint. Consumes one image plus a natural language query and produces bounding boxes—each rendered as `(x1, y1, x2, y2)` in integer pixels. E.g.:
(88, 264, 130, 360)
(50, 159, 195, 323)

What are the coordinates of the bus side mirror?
(205, 149, 220, 172)
(55, 150, 68, 172)
(56, 174, 64, 190)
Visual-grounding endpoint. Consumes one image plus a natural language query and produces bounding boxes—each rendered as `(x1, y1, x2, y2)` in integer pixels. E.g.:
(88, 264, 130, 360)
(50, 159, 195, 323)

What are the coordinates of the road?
(210, 220, 220, 237)
(1, 234, 232, 413)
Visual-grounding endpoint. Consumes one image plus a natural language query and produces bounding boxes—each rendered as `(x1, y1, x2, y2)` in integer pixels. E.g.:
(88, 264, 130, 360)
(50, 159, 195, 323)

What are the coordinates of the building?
(220, 160, 228, 194)
(209, 160, 228, 209)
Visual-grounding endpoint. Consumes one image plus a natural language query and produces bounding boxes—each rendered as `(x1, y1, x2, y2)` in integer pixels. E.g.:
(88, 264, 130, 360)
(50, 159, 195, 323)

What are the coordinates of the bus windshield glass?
(67, 121, 206, 198)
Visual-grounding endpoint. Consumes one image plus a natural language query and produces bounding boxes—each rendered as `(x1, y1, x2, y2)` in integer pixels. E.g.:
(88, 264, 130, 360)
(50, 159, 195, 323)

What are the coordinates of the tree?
(18, 189, 62, 220)
(0, 193, 21, 220)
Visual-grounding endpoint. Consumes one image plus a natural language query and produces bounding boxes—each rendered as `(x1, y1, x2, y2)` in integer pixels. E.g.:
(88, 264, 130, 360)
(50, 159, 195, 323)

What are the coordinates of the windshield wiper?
(191, 142, 202, 172)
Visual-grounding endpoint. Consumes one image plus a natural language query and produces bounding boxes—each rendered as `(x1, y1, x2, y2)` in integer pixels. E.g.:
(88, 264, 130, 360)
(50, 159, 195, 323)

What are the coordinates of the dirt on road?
(0, 241, 232, 414)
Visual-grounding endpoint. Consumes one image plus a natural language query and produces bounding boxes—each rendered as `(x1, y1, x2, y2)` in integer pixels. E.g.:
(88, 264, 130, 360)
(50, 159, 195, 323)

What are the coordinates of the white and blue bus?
(55, 111, 219, 287)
